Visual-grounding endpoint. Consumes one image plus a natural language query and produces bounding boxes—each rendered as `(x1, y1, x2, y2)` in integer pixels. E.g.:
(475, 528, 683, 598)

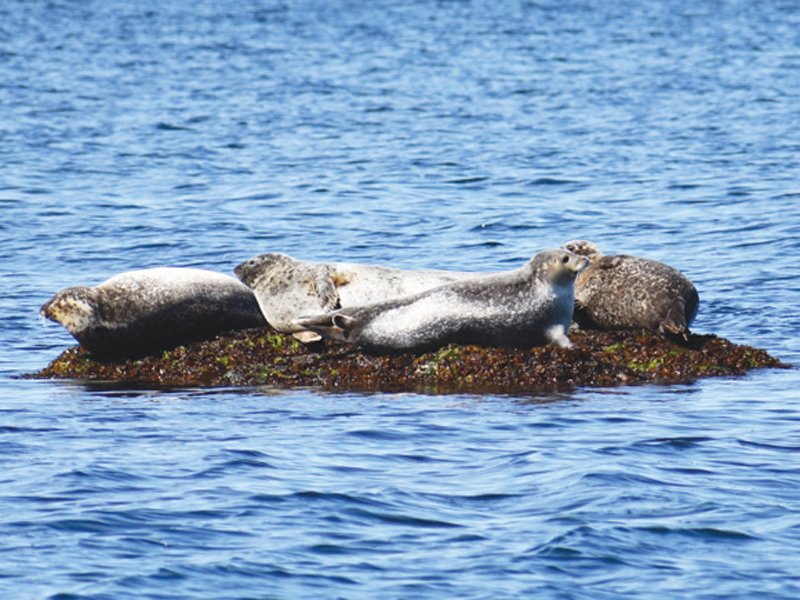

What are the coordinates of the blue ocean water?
(2, 0, 800, 597)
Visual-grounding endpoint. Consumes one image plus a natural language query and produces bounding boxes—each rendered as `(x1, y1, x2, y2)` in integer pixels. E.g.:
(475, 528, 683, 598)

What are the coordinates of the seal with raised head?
(41, 268, 266, 357)
(290, 249, 588, 353)
(234, 253, 477, 341)
(562, 240, 699, 339)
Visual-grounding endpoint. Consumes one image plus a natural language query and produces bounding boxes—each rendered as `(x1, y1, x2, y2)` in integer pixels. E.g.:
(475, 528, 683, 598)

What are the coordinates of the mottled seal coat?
(234, 253, 476, 339)
(290, 249, 588, 353)
(41, 268, 266, 357)
(562, 240, 699, 339)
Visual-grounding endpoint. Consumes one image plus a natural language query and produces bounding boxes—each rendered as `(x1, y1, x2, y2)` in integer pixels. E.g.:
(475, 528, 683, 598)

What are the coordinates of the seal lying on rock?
(41, 268, 266, 357)
(290, 249, 588, 353)
(234, 253, 477, 341)
(562, 240, 699, 339)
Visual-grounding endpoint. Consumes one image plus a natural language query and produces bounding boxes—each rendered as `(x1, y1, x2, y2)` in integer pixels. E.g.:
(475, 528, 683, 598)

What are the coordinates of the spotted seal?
(562, 240, 699, 339)
(290, 249, 588, 353)
(40, 268, 266, 357)
(234, 253, 477, 341)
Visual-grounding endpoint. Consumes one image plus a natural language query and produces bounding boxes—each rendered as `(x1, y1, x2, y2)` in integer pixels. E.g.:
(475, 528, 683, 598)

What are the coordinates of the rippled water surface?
(2, 1, 800, 597)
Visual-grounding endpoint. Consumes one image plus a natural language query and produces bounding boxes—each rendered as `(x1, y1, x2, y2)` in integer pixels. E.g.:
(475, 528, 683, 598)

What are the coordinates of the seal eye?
(561, 255, 570, 264)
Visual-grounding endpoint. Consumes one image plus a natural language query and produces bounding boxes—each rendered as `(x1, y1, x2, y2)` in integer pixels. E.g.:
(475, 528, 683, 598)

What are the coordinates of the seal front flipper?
(597, 255, 626, 270)
(281, 266, 342, 344)
(313, 266, 342, 312)
(545, 324, 573, 348)
(571, 298, 593, 330)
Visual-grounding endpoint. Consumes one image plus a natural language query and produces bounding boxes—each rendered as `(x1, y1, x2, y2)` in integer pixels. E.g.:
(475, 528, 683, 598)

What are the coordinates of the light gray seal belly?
(234, 253, 478, 340)
(562, 240, 699, 339)
(40, 267, 266, 357)
(290, 249, 588, 353)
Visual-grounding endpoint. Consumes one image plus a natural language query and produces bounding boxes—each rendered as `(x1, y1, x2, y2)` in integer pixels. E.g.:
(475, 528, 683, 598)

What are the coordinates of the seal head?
(234, 253, 340, 341)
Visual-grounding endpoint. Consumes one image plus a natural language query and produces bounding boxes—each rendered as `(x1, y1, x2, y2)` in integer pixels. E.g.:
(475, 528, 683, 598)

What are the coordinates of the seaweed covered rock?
(29, 327, 787, 394)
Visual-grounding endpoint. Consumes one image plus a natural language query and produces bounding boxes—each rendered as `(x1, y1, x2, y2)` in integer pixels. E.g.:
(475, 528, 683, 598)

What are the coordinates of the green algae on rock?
(28, 327, 787, 394)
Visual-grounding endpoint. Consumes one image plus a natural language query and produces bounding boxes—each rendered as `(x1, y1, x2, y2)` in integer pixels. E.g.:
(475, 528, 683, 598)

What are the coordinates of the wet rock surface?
(28, 327, 788, 394)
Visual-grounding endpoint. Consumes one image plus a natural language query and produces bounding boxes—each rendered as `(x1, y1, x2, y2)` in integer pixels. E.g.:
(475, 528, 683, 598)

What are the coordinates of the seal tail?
(290, 313, 356, 343)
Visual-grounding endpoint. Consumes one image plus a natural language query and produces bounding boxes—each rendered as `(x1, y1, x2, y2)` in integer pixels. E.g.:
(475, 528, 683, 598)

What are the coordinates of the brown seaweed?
(26, 327, 788, 394)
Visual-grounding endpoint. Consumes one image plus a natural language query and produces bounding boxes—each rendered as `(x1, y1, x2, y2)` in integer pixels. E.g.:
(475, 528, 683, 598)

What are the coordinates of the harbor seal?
(234, 253, 477, 341)
(562, 240, 699, 339)
(40, 268, 266, 357)
(290, 249, 588, 353)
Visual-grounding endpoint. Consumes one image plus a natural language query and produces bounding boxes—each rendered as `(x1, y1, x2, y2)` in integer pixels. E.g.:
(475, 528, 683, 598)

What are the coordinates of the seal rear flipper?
(660, 299, 690, 340)
(290, 313, 356, 343)
(292, 330, 323, 343)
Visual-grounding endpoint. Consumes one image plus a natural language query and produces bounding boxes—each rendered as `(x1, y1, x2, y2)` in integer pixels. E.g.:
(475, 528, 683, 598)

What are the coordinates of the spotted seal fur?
(234, 253, 477, 341)
(40, 268, 266, 357)
(290, 249, 588, 353)
(562, 240, 699, 339)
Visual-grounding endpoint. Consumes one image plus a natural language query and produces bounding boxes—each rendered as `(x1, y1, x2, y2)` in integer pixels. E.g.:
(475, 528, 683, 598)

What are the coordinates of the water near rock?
(2, 1, 799, 598)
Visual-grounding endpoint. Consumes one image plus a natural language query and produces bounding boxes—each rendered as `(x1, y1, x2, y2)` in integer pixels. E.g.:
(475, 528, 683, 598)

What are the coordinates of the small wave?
(445, 176, 490, 185)
(738, 439, 800, 452)
(631, 436, 713, 450)
(194, 457, 277, 478)
(344, 507, 461, 529)
(155, 122, 190, 131)
(54, 466, 147, 484)
(637, 525, 758, 541)
(581, 471, 680, 487)
(346, 428, 409, 441)
(292, 490, 385, 507)
(667, 182, 703, 190)
(525, 177, 581, 186)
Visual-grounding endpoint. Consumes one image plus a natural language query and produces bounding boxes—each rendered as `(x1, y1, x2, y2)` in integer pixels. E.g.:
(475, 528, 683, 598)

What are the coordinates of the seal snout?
(39, 293, 70, 324)
(39, 298, 57, 322)
(233, 260, 256, 284)
(556, 247, 590, 273)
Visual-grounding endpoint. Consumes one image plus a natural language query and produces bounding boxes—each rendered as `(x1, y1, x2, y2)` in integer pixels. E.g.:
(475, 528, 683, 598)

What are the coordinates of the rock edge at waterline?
(27, 327, 787, 394)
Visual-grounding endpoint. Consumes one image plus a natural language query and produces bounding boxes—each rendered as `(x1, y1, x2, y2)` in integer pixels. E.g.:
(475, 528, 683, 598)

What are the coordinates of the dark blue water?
(2, 1, 800, 597)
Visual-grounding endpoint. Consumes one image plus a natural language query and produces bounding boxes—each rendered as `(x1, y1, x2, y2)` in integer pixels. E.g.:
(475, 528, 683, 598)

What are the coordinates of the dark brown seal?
(562, 240, 699, 339)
